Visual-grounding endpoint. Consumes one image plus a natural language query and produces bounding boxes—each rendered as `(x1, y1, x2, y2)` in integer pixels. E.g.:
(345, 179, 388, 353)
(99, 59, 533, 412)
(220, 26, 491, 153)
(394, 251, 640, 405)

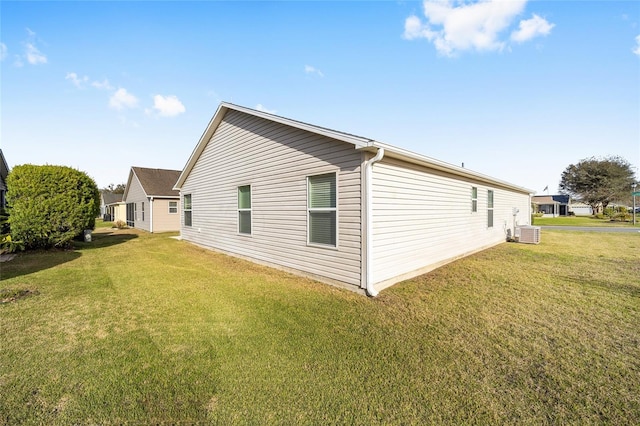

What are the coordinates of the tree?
(6, 165, 100, 249)
(103, 183, 126, 194)
(559, 156, 635, 214)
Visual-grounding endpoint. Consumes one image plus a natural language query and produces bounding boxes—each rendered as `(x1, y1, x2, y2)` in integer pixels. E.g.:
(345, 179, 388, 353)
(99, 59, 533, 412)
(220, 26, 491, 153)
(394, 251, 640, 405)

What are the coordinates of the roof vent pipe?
(365, 148, 385, 297)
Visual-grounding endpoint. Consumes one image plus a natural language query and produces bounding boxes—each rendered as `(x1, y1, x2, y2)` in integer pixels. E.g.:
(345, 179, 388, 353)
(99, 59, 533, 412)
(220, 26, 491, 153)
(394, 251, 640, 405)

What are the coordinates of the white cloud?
(65, 72, 89, 88)
(0, 43, 7, 61)
(91, 79, 113, 90)
(634, 35, 640, 56)
(22, 28, 47, 65)
(304, 65, 324, 77)
(109, 88, 138, 110)
(255, 104, 277, 114)
(404, 0, 553, 56)
(151, 94, 186, 117)
(25, 42, 47, 64)
(511, 14, 554, 42)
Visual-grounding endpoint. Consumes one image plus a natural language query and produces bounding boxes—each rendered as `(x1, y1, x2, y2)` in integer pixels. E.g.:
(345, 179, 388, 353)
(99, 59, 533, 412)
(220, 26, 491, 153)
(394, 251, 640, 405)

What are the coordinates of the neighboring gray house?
(123, 167, 181, 233)
(99, 191, 123, 219)
(174, 102, 533, 296)
(0, 149, 8, 210)
(532, 195, 570, 217)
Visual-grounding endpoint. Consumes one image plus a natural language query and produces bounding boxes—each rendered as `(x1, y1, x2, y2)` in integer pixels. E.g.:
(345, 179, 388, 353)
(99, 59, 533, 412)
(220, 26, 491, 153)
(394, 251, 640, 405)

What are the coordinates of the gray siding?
(371, 157, 531, 287)
(124, 174, 150, 232)
(180, 110, 363, 287)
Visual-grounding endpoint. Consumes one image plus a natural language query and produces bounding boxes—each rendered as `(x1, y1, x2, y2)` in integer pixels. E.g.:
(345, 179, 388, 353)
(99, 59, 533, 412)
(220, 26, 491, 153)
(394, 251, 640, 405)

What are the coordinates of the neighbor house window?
(471, 186, 478, 212)
(126, 203, 135, 227)
(183, 194, 192, 227)
(238, 185, 251, 235)
(487, 190, 494, 228)
(308, 173, 337, 247)
(169, 201, 178, 214)
(141, 202, 145, 221)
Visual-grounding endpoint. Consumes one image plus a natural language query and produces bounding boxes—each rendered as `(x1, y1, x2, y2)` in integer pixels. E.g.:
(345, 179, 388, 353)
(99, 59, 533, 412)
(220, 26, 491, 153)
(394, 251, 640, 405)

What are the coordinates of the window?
(471, 186, 478, 212)
(126, 203, 135, 227)
(169, 201, 178, 214)
(183, 194, 192, 227)
(141, 202, 145, 221)
(238, 185, 251, 235)
(134, 203, 138, 221)
(308, 173, 337, 247)
(487, 190, 494, 228)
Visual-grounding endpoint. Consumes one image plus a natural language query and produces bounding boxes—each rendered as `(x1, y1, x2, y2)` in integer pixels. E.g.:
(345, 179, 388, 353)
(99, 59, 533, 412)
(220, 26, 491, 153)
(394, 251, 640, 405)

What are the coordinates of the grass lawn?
(1, 228, 639, 424)
(533, 215, 640, 227)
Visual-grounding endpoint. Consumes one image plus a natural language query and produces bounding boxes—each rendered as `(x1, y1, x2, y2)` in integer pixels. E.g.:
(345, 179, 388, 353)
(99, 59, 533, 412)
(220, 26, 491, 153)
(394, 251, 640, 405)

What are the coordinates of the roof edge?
(364, 142, 534, 194)
(174, 102, 373, 190)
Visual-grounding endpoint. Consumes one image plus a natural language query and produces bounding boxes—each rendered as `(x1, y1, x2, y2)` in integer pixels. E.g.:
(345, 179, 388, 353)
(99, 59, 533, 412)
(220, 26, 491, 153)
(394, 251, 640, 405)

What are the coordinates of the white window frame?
(238, 185, 252, 236)
(168, 201, 178, 214)
(307, 172, 338, 249)
(487, 189, 494, 228)
(183, 194, 192, 227)
(141, 201, 145, 222)
(471, 186, 478, 213)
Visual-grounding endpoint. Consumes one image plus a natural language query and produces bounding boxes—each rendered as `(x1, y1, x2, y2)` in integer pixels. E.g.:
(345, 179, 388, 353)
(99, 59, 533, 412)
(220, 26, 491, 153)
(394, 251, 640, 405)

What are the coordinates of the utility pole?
(633, 182, 638, 226)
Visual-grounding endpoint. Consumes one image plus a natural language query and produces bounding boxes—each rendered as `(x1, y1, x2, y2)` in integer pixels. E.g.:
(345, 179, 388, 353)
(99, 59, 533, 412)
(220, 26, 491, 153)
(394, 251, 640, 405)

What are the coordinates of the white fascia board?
(362, 141, 534, 195)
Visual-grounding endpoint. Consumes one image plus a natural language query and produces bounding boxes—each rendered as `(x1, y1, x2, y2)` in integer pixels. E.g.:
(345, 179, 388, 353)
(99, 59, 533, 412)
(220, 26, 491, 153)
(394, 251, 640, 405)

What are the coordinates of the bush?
(113, 220, 128, 229)
(6, 165, 100, 249)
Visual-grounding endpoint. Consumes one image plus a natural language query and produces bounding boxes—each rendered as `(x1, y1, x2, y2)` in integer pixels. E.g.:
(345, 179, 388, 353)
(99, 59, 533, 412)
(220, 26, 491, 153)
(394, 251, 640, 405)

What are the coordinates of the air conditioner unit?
(517, 226, 541, 244)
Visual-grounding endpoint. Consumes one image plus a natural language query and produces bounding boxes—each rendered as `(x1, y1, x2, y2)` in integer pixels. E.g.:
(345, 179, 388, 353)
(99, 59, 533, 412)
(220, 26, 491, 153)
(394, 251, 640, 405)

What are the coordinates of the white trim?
(364, 148, 384, 297)
(149, 197, 154, 233)
(168, 201, 178, 214)
(237, 184, 252, 236)
(471, 186, 478, 213)
(183, 194, 193, 227)
(306, 172, 338, 249)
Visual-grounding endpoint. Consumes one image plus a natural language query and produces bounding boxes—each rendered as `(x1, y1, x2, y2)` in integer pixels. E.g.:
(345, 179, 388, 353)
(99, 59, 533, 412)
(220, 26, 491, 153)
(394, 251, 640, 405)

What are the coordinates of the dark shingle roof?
(102, 191, 123, 205)
(132, 167, 181, 197)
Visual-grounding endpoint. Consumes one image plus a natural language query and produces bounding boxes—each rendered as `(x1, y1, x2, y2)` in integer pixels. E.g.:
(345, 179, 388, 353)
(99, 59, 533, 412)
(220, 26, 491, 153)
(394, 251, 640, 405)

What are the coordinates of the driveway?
(541, 226, 640, 234)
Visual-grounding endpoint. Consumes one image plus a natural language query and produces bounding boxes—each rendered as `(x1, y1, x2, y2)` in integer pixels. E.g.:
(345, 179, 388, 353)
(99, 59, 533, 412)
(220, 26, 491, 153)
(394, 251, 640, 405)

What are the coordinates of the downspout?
(149, 197, 154, 233)
(365, 147, 385, 297)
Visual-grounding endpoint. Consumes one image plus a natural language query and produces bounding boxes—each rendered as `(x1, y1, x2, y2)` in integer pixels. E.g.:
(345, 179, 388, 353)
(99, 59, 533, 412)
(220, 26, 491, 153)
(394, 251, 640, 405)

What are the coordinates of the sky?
(1, 0, 639, 194)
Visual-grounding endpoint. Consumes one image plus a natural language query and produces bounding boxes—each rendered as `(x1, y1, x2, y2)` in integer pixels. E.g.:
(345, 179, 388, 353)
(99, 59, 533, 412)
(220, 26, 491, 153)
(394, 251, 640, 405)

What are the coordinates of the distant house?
(100, 191, 125, 222)
(532, 195, 570, 217)
(123, 167, 181, 232)
(569, 202, 593, 216)
(0, 149, 8, 210)
(173, 102, 533, 296)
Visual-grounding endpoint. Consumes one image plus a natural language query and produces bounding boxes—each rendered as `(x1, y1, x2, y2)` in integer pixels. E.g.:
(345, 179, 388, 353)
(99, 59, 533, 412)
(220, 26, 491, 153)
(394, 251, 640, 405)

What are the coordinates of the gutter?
(149, 197, 154, 233)
(364, 148, 385, 297)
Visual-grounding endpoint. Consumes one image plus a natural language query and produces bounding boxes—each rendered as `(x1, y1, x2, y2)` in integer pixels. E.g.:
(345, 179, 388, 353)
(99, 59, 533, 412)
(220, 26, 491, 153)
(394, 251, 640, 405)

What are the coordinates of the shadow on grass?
(0, 231, 138, 280)
(74, 230, 138, 251)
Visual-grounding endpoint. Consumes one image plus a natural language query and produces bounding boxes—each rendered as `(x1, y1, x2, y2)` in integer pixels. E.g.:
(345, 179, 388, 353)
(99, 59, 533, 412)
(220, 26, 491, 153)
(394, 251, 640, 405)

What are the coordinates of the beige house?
(123, 167, 181, 233)
(174, 102, 533, 296)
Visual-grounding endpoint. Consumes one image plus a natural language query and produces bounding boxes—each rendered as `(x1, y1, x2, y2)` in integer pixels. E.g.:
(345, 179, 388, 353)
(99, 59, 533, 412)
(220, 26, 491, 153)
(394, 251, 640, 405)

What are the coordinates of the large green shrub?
(6, 165, 100, 249)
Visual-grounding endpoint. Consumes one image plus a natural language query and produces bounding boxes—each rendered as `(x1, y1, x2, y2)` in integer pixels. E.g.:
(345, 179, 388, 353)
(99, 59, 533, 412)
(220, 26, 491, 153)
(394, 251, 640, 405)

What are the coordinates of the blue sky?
(2, 1, 639, 194)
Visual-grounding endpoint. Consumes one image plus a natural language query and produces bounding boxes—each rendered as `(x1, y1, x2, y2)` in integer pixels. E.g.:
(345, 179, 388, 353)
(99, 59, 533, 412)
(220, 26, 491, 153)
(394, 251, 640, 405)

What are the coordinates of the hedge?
(6, 164, 100, 249)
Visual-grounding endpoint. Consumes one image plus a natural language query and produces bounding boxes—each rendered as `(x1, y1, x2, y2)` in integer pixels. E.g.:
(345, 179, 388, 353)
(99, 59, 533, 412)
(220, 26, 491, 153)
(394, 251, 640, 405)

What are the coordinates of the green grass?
(1, 228, 639, 424)
(533, 215, 640, 227)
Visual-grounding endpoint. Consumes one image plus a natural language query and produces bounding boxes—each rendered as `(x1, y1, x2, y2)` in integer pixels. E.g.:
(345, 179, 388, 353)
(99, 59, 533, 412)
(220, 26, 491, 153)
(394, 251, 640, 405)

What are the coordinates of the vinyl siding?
(113, 204, 126, 223)
(124, 175, 150, 232)
(371, 157, 531, 286)
(151, 198, 180, 232)
(180, 109, 363, 288)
